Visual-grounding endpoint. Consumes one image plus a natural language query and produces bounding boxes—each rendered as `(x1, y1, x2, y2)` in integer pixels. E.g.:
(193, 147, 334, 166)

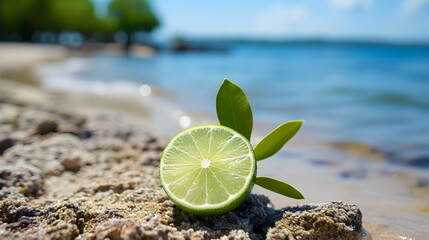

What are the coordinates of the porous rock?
(0, 137, 14, 154)
(36, 119, 58, 135)
(0, 190, 364, 240)
(0, 164, 44, 198)
(60, 156, 81, 172)
(16, 109, 59, 134)
(267, 201, 363, 240)
(3, 134, 93, 175)
(0, 200, 81, 239)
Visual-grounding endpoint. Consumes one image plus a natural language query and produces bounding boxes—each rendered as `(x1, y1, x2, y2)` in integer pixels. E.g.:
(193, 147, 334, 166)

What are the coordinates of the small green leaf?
(255, 176, 304, 199)
(254, 120, 303, 161)
(216, 79, 253, 140)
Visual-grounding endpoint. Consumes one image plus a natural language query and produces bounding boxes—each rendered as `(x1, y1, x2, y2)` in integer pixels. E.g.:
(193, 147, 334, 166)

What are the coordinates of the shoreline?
(0, 43, 69, 79)
(0, 43, 426, 239)
(0, 43, 186, 139)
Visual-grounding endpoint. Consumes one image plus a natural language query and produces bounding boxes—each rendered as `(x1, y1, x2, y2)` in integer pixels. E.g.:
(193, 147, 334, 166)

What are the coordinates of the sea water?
(37, 42, 429, 238)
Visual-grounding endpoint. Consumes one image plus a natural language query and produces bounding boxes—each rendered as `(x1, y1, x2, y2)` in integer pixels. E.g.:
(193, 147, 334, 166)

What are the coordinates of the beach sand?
(0, 43, 417, 239)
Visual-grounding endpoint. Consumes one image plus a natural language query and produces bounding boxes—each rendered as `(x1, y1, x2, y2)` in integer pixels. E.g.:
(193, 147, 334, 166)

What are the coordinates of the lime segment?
(159, 124, 256, 216)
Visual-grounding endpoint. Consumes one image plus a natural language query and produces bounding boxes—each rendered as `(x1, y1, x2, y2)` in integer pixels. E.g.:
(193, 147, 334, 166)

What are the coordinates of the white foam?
(36, 58, 142, 96)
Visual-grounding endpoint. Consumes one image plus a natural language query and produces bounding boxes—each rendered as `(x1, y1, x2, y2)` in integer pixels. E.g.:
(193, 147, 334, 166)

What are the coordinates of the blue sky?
(95, 0, 429, 42)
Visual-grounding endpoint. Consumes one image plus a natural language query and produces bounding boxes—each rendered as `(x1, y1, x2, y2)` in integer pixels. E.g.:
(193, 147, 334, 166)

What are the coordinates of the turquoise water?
(52, 42, 429, 164)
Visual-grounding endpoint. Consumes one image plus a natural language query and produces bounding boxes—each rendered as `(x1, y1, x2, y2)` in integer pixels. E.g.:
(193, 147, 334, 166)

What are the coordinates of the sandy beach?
(0, 43, 426, 239)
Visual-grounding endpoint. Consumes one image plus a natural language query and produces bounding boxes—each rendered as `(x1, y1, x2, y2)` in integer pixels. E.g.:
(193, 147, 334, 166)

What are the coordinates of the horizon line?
(161, 35, 429, 47)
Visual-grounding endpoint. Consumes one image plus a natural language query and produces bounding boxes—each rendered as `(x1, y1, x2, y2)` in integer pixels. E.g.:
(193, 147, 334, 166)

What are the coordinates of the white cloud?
(252, 5, 307, 36)
(328, 0, 372, 11)
(402, 0, 429, 13)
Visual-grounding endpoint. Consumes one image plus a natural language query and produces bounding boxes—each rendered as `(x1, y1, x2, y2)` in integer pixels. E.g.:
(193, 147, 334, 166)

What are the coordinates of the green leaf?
(254, 120, 303, 161)
(216, 79, 253, 140)
(255, 176, 304, 199)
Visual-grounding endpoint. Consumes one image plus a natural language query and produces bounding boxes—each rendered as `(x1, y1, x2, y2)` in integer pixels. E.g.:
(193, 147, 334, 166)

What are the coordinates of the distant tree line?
(0, 0, 160, 48)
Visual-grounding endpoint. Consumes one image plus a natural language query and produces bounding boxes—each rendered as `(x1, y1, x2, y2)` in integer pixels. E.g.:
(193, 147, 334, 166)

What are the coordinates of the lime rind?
(159, 124, 256, 216)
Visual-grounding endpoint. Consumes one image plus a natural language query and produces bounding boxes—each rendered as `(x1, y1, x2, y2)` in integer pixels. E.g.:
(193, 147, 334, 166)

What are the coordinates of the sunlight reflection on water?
(139, 84, 151, 97)
(179, 115, 191, 128)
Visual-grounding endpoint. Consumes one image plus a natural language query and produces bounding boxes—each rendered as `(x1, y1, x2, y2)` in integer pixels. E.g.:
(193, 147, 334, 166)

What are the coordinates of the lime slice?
(159, 124, 256, 216)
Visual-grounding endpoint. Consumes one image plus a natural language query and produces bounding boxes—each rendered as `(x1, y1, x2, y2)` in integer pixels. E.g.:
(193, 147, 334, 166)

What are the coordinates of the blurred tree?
(0, 0, 113, 42)
(48, 0, 101, 36)
(0, 0, 160, 46)
(108, 0, 160, 52)
(0, 0, 49, 41)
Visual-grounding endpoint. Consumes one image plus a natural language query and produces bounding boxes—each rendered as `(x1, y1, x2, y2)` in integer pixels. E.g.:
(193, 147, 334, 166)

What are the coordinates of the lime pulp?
(159, 124, 256, 216)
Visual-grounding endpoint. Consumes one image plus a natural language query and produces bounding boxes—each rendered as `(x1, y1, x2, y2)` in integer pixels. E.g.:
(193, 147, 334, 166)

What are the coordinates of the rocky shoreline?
(0, 80, 368, 239)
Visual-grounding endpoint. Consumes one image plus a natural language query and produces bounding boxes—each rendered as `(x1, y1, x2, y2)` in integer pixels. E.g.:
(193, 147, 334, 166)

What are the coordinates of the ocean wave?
(36, 58, 142, 96)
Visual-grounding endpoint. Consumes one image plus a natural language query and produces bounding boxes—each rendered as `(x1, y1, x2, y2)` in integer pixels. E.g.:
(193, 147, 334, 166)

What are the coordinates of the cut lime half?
(159, 124, 256, 216)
